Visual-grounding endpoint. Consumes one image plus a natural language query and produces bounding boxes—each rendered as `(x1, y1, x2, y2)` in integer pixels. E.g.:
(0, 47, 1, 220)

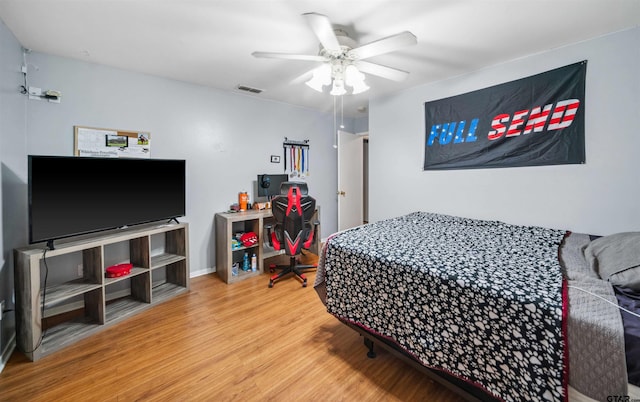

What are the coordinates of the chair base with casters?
(268, 253, 317, 288)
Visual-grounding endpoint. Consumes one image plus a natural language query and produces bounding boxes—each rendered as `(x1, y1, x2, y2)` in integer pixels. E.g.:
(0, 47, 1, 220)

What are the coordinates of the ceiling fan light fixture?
(254, 13, 417, 100)
(305, 64, 332, 92)
(350, 80, 370, 95)
(345, 65, 369, 94)
(330, 79, 347, 96)
(344, 64, 362, 85)
(305, 77, 324, 92)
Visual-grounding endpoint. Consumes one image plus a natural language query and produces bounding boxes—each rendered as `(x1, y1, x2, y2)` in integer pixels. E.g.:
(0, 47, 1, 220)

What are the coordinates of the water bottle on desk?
(242, 252, 249, 271)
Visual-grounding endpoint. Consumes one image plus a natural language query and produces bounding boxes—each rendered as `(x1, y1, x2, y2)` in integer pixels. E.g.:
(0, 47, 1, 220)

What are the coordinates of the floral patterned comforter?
(314, 212, 568, 402)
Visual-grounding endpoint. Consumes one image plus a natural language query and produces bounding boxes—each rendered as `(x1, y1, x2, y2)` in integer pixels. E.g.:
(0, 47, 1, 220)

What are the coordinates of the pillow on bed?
(584, 232, 640, 291)
(562, 232, 600, 280)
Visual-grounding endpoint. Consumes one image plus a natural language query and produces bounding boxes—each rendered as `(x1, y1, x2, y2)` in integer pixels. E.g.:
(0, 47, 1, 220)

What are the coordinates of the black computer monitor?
(257, 174, 289, 198)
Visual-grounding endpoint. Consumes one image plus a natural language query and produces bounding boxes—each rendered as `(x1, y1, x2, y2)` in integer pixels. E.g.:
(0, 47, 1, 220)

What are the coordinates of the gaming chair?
(265, 182, 318, 288)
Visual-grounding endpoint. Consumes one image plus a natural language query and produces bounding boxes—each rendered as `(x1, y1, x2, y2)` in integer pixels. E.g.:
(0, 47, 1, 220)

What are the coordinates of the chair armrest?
(302, 220, 320, 250)
(265, 223, 274, 247)
(311, 220, 320, 247)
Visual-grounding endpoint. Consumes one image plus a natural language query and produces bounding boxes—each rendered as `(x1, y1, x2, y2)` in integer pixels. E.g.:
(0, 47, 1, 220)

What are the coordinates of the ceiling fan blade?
(354, 60, 410, 82)
(348, 31, 417, 60)
(302, 12, 341, 53)
(252, 51, 328, 62)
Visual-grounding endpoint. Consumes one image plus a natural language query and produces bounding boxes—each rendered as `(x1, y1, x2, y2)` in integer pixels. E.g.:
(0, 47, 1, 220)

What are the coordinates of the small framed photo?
(105, 134, 128, 148)
(270, 155, 281, 163)
(137, 133, 149, 145)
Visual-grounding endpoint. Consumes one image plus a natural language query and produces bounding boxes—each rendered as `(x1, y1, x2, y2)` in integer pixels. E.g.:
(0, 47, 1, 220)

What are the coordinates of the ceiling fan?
(252, 12, 417, 96)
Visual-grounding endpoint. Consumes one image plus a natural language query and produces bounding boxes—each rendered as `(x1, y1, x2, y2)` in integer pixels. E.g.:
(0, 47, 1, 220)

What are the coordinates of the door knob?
(337, 191, 346, 196)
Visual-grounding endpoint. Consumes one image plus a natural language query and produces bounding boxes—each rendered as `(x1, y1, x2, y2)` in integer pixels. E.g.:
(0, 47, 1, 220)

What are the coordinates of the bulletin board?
(74, 126, 151, 158)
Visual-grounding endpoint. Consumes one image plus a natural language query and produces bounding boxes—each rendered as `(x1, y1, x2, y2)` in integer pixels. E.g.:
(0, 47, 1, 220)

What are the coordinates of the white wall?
(369, 27, 640, 236)
(353, 115, 369, 133)
(0, 17, 25, 368)
(0, 18, 344, 371)
(18, 52, 339, 276)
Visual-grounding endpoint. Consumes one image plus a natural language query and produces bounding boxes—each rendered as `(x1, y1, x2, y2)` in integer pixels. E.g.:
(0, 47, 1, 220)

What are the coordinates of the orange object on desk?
(239, 192, 248, 211)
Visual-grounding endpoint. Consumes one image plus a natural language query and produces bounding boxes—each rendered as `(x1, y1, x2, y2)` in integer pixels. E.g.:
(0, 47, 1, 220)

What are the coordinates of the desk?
(214, 208, 320, 284)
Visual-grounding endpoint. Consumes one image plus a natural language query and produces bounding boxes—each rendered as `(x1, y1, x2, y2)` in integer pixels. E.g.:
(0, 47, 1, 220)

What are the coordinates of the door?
(337, 130, 364, 231)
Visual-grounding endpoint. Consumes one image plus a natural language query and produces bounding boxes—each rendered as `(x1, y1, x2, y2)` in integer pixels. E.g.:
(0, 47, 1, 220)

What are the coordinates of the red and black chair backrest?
(270, 183, 316, 256)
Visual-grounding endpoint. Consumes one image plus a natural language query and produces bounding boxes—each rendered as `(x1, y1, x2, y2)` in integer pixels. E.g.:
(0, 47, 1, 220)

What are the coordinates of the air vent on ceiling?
(237, 85, 264, 94)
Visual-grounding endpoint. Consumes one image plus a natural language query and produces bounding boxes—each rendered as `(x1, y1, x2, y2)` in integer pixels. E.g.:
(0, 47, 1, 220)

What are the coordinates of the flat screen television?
(257, 174, 289, 199)
(29, 155, 186, 247)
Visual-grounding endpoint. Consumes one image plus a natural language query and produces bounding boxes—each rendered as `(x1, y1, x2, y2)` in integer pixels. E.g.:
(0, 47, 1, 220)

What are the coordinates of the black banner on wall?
(423, 61, 586, 170)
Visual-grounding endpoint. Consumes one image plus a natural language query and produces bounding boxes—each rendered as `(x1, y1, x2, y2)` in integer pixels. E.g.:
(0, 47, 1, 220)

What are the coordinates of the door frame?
(337, 130, 368, 231)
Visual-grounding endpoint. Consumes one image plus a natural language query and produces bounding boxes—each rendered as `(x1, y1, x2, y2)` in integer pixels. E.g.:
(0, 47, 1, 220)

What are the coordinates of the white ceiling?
(1, 0, 638, 117)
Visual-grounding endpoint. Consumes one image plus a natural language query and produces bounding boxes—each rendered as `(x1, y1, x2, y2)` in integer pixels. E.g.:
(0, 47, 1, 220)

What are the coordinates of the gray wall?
(353, 116, 368, 133)
(21, 52, 340, 277)
(369, 27, 640, 236)
(0, 18, 26, 366)
(0, 14, 347, 366)
(1, 17, 344, 366)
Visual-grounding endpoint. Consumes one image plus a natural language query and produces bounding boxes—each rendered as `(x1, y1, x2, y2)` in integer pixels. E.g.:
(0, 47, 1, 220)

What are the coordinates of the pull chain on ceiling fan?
(252, 12, 417, 96)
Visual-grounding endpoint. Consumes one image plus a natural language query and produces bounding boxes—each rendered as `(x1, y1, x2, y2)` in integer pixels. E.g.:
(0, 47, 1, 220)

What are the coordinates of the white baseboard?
(190, 266, 215, 278)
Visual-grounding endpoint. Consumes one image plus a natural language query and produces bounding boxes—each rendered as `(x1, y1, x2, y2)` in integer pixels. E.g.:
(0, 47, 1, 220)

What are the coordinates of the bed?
(314, 212, 640, 402)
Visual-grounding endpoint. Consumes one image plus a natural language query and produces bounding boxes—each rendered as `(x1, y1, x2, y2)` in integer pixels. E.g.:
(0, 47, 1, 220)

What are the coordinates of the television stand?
(14, 221, 189, 361)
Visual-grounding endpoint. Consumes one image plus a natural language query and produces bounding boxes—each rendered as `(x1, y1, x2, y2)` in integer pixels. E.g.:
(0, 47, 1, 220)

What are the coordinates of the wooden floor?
(0, 257, 463, 401)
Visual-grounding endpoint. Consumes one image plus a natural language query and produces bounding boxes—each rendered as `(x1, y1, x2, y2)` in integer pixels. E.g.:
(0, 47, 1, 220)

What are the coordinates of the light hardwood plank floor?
(0, 259, 463, 401)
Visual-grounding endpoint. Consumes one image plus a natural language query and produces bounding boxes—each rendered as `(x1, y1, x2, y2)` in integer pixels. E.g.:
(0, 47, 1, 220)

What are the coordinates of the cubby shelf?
(214, 209, 319, 284)
(43, 280, 103, 308)
(40, 318, 103, 356)
(151, 253, 186, 269)
(14, 221, 190, 361)
(104, 267, 148, 286)
(105, 297, 150, 323)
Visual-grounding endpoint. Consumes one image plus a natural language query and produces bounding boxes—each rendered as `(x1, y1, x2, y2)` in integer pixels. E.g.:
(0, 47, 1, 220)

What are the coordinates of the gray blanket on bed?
(560, 233, 627, 401)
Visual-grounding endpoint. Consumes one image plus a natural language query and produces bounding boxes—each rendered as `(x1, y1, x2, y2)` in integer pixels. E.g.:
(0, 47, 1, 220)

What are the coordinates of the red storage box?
(106, 263, 133, 278)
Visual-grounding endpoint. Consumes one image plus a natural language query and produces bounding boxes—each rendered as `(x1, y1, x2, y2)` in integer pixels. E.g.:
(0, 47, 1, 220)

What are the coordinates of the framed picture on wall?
(105, 134, 128, 148)
(74, 126, 151, 158)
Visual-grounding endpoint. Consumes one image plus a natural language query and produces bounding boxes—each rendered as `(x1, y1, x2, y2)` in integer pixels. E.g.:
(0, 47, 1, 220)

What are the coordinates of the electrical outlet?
(77, 264, 83, 277)
(28, 86, 41, 100)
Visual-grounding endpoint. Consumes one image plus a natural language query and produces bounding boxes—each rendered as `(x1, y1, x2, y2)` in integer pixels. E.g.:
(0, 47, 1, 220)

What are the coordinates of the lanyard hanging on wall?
(283, 138, 310, 178)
